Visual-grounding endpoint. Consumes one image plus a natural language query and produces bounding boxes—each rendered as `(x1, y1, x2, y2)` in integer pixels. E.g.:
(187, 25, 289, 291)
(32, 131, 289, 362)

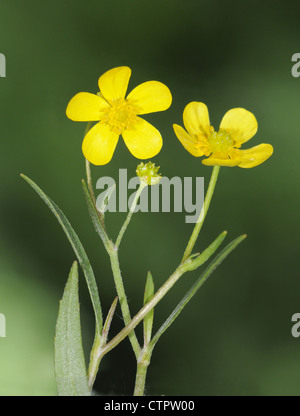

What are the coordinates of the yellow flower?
(66, 66, 172, 165)
(173, 102, 273, 168)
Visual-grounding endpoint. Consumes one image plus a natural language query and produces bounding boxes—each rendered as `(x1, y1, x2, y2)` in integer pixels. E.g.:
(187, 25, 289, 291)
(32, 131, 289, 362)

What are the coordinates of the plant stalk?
(182, 165, 220, 262)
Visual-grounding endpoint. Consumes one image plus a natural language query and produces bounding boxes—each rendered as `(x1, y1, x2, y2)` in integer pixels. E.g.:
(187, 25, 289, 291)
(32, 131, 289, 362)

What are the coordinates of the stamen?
(101, 98, 138, 134)
(208, 129, 234, 156)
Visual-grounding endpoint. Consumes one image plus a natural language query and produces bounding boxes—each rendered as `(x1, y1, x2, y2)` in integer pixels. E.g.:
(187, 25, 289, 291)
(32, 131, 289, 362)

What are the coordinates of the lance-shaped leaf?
(82, 179, 112, 251)
(55, 261, 90, 396)
(150, 234, 247, 347)
(184, 231, 228, 272)
(21, 174, 103, 334)
(143, 271, 155, 345)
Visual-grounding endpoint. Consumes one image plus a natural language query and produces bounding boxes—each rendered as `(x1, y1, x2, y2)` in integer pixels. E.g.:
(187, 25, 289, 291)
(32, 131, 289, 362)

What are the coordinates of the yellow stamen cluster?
(208, 128, 234, 157)
(101, 98, 138, 134)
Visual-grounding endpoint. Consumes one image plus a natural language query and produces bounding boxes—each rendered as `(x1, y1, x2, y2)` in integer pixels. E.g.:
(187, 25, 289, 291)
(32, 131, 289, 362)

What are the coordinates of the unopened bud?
(136, 162, 162, 186)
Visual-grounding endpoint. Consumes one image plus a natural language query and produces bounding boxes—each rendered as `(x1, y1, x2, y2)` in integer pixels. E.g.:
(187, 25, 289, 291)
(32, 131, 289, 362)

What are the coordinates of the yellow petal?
(183, 102, 210, 137)
(235, 143, 273, 168)
(82, 122, 119, 165)
(173, 124, 204, 157)
(122, 117, 162, 159)
(66, 92, 109, 121)
(98, 66, 131, 102)
(219, 108, 258, 145)
(127, 81, 172, 114)
(202, 157, 240, 167)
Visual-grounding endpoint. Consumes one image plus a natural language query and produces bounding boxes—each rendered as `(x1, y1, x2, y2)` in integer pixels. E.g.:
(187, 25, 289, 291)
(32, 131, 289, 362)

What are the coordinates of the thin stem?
(182, 165, 220, 262)
(133, 348, 152, 396)
(87, 332, 103, 391)
(150, 234, 246, 348)
(85, 158, 95, 203)
(109, 249, 141, 359)
(116, 181, 146, 248)
(134, 365, 148, 396)
(87, 297, 118, 391)
(83, 122, 94, 198)
(86, 234, 247, 391)
(100, 261, 191, 357)
(83, 171, 143, 358)
(87, 230, 230, 387)
(108, 182, 146, 359)
(83, 122, 106, 231)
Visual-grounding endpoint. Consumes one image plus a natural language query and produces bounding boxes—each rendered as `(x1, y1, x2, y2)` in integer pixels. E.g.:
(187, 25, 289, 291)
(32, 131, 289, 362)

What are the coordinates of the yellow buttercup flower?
(173, 102, 273, 168)
(66, 66, 172, 165)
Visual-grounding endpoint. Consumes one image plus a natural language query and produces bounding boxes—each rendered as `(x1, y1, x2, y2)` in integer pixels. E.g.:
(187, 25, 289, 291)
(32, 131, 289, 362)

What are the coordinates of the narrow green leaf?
(102, 296, 118, 344)
(184, 231, 227, 272)
(21, 174, 103, 334)
(55, 261, 90, 396)
(82, 179, 112, 251)
(150, 234, 247, 347)
(143, 272, 155, 345)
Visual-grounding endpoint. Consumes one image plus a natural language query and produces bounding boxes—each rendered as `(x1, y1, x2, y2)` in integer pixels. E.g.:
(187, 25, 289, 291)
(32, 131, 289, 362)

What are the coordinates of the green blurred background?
(0, 0, 299, 396)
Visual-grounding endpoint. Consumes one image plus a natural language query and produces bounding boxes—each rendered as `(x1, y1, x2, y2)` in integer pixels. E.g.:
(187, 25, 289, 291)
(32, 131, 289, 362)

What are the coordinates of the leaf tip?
(71, 260, 79, 271)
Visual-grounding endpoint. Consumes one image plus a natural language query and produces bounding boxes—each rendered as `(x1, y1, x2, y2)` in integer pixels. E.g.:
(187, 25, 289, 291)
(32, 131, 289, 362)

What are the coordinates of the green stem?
(109, 249, 141, 359)
(83, 122, 94, 198)
(87, 233, 247, 392)
(150, 234, 246, 348)
(87, 297, 118, 391)
(84, 122, 106, 231)
(134, 365, 148, 396)
(107, 182, 147, 357)
(87, 332, 103, 391)
(83, 172, 143, 359)
(100, 261, 191, 357)
(85, 158, 95, 203)
(133, 347, 152, 396)
(86, 263, 186, 391)
(116, 181, 146, 248)
(87, 231, 232, 391)
(182, 165, 220, 262)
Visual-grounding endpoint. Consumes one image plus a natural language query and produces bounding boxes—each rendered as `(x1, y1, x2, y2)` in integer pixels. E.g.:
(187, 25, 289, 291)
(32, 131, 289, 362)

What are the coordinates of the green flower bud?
(136, 162, 162, 186)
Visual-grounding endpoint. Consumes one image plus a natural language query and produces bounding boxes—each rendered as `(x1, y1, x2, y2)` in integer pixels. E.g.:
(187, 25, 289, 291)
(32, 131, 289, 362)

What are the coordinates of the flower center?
(102, 98, 138, 134)
(209, 128, 234, 156)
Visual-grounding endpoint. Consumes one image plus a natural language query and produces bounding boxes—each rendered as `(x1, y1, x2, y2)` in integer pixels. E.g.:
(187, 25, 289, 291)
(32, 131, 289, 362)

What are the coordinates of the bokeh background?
(0, 0, 299, 396)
